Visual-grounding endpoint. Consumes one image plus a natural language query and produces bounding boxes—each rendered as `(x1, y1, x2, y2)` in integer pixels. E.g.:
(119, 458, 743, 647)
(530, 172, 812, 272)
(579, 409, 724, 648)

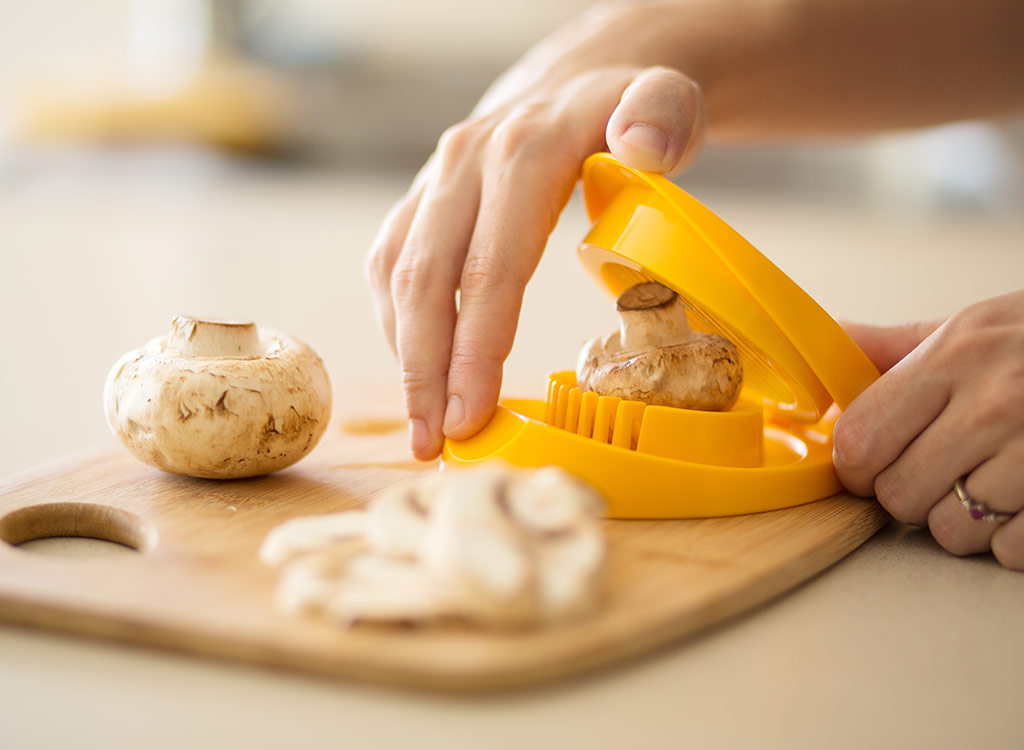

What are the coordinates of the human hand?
(365, 4, 706, 459)
(834, 290, 1024, 570)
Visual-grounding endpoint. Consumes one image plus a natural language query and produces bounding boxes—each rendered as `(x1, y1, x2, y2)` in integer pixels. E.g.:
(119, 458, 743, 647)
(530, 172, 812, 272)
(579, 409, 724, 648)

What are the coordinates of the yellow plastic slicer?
(442, 153, 880, 519)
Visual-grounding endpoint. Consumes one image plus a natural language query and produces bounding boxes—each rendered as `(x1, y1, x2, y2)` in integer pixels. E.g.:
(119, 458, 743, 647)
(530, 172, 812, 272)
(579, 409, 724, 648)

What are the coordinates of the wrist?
(596, 0, 802, 141)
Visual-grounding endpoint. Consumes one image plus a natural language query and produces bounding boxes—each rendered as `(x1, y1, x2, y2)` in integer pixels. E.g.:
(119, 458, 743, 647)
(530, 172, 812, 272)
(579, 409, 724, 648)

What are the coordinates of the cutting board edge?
(0, 502, 889, 693)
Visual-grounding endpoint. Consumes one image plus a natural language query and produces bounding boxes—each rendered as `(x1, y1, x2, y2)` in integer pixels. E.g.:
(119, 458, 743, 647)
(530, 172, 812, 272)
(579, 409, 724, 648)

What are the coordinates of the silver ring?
(955, 476, 1013, 524)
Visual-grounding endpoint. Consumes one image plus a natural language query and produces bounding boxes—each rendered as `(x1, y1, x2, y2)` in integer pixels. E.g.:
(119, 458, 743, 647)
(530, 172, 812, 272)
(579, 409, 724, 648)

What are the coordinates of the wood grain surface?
(0, 414, 887, 691)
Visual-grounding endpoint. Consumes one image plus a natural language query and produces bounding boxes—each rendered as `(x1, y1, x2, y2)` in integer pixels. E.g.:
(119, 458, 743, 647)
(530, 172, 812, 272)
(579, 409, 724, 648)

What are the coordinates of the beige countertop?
(2, 155, 1023, 749)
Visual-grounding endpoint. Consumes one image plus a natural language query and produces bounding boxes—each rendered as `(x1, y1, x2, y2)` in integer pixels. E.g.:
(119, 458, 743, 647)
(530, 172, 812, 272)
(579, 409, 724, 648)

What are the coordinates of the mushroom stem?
(617, 282, 691, 351)
(167, 316, 262, 358)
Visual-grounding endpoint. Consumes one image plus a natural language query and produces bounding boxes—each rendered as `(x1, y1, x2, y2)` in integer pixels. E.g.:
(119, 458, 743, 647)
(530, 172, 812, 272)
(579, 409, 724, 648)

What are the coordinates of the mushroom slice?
(259, 512, 368, 567)
(365, 482, 430, 558)
(577, 281, 742, 411)
(275, 564, 339, 616)
(325, 555, 461, 624)
(423, 467, 534, 612)
(506, 466, 605, 534)
(535, 527, 606, 621)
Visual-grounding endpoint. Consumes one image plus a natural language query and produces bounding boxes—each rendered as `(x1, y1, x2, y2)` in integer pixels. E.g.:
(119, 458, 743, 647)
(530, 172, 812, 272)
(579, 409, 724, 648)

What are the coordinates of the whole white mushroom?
(104, 316, 332, 479)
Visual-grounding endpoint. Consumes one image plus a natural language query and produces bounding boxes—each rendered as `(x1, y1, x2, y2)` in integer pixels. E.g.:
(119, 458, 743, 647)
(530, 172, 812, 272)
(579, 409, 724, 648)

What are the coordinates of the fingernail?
(442, 394, 465, 436)
(409, 417, 431, 454)
(620, 123, 668, 161)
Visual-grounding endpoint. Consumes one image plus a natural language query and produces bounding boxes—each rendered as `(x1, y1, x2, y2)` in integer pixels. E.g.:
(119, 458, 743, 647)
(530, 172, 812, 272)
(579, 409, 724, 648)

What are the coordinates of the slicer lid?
(578, 153, 878, 422)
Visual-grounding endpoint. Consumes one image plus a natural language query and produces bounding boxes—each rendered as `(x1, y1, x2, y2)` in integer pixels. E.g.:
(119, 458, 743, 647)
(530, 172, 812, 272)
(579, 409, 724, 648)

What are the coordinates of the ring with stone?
(954, 476, 1013, 524)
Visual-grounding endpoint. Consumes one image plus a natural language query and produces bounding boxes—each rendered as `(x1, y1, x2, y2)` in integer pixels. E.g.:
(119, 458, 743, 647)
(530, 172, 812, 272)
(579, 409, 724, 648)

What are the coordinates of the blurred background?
(4, 0, 1023, 197)
(1, 0, 1022, 477)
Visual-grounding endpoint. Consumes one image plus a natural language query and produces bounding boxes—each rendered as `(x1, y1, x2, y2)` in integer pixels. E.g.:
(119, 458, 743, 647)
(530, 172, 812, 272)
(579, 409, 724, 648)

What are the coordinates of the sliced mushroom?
(505, 466, 604, 533)
(577, 281, 742, 411)
(423, 467, 533, 605)
(535, 527, 605, 620)
(104, 316, 332, 479)
(259, 512, 368, 567)
(325, 556, 463, 624)
(365, 481, 431, 559)
(260, 464, 608, 628)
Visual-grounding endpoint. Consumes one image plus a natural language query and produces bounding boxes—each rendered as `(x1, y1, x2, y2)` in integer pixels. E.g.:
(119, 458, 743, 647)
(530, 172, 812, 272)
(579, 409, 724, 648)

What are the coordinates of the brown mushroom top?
(616, 281, 676, 312)
(577, 281, 743, 411)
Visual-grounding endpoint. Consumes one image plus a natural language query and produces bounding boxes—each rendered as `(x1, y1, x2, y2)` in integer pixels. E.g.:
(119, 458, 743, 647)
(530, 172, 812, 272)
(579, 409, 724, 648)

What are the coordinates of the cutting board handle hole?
(0, 503, 155, 556)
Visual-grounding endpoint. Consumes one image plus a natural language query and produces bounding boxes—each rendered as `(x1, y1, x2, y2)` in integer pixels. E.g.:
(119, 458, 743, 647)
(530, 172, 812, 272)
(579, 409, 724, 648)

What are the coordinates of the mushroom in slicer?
(576, 281, 742, 410)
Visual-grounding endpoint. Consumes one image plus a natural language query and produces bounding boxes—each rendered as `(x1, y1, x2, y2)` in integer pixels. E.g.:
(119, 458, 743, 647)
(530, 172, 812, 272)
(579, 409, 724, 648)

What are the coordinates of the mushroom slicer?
(443, 153, 880, 519)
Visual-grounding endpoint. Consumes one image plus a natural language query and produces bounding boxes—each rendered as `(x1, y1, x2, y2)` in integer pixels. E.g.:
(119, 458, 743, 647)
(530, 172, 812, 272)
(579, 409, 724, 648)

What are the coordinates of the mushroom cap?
(615, 281, 676, 312)
(104, 320, 331, 479)
(578, 330, 743, 411)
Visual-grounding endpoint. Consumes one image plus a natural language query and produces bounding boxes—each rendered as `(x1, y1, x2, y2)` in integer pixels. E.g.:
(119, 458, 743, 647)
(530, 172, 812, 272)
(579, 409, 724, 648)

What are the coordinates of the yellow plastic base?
(443, 399, 841, 519)
(444, 154, 876, 519)
(546, 371, 764, 468)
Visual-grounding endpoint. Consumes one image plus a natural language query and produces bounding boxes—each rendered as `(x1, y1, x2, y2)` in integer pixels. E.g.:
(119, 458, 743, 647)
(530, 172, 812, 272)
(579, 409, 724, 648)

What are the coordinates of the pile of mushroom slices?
(260, 465, 607, 628)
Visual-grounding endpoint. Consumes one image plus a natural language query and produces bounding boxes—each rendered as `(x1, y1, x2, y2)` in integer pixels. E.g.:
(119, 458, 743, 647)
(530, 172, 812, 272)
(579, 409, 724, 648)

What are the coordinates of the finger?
(927, 445, 1024, 559)
(365, 186, 425, 353)
(842, 320, 945, 373)
(442, 69, 641, 440)
(392, 134, 485, 460)
(963, 439, 1024, 513)
(834, 325, 952, 496)
(927, 488, 998, 557)
(992, 512, 1024, 570)
(870, 386, 1013, 524)
(606, 66, 705, 175)
(442, 152, 574, 440)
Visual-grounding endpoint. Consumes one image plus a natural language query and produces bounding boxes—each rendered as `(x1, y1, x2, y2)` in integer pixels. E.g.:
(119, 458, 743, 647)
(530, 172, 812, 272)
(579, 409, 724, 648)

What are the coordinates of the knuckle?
(437, 119, 486, 171)
(953, 299, 1004, 331)
(832, 412, 875, 484)
(987, 357, 1024, 417)
(1004, 373, 1024, 413)
(932, 306, 999, 363)
(873, 470, 918, 524)
(399, 361, 448, 402)
(939, 326, 989, 370)
(365, 196, 417, 288)
(449, 346, 505, 375)
(364, 245, 389, 288)
(390, 256, 443, 301)
(966, 384, 1010, 433)
(489, 105, 549, 161)
(400, 367, 440, 393)
(928, 506, 976, 556)
(460, 253, 521, 296)
(992, 528, 1024, 571)
(438, 119, 481, 153)
(389, 260, 420, 299)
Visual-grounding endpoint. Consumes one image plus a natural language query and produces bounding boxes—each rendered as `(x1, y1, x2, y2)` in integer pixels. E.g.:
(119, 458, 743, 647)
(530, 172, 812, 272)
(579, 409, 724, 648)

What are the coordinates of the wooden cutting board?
(0, 414, 887, 691)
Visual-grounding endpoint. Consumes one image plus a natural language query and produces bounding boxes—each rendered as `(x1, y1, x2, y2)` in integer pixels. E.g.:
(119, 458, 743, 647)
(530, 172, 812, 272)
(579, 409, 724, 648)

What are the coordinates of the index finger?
(442, 145, 580, 440)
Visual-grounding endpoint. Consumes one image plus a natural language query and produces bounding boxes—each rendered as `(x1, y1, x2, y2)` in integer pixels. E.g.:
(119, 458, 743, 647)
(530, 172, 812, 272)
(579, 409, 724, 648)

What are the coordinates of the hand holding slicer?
(444, 154, 880, 518)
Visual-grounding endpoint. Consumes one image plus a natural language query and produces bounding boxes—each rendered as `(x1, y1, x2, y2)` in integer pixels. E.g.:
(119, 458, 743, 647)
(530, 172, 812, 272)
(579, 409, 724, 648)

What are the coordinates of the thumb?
(842, 319, 946, 373)
(606, 66, 705, 176)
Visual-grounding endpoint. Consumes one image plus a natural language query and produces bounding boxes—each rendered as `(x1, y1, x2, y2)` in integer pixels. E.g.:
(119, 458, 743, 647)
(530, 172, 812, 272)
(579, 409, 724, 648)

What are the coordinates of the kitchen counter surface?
(2, 154, 1023, 749)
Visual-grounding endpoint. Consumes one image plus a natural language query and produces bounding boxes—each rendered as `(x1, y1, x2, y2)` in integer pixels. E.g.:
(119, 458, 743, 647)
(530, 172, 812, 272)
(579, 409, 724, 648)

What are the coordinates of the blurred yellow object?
(17, 56, 288, 152)
(443, 153, 881, 518)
